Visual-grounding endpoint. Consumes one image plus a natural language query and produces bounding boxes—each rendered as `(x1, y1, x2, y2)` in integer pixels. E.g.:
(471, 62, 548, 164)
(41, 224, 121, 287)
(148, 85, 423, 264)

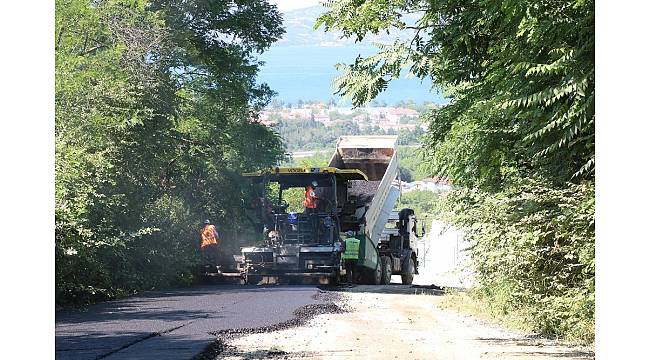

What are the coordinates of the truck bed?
(329, 136, 400, 246)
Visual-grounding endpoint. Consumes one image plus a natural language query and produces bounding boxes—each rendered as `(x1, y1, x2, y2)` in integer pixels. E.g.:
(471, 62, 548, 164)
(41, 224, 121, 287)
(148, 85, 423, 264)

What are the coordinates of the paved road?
(55, 285, 322, 360)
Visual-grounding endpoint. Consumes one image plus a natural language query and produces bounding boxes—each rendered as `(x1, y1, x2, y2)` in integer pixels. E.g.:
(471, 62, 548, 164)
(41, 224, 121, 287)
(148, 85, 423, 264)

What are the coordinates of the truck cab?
(378, 209, 424, 284)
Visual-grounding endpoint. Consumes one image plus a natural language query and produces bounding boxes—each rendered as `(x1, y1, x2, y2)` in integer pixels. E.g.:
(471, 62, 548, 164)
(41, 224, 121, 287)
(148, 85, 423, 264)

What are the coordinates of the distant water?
(256, 45, 445, 105)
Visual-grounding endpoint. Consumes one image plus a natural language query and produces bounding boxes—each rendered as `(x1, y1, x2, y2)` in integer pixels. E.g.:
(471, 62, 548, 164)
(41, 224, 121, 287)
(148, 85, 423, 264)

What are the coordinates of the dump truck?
(240, 135, 422, 285)
(330, 136, 423, 284)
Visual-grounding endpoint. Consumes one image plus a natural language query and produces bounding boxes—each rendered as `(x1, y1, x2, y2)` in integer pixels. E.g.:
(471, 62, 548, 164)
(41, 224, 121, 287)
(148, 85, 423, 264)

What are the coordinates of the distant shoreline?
(256, 45, 445, 105)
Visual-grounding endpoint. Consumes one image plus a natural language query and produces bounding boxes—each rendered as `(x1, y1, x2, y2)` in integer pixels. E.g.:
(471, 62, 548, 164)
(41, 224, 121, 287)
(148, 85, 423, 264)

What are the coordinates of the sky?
(269, 0, 321, 12)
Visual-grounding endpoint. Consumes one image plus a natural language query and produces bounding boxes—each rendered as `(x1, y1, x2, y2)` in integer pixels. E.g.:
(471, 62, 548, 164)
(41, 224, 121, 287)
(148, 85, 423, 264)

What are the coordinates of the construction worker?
(342, 230, 361, 283)
(303, 180, 318, 213)
(200, 219, 220, 265)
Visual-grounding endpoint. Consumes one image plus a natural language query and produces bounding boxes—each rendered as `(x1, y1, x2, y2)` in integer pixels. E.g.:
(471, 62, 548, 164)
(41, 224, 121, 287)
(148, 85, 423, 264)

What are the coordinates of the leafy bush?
(439, 179, 594, 343)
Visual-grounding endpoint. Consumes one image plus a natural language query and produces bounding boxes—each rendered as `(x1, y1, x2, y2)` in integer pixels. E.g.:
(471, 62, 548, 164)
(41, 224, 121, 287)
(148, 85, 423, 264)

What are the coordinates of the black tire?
(329, 270, 340, 286)
(246, 274, 263, 285)
(401, 257, 415, 285)
(380, 256, 392, 285)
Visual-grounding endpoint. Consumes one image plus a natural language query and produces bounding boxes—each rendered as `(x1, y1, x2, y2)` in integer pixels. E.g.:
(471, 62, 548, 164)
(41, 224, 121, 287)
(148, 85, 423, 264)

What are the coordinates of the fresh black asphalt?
(55, 285, 323, 360)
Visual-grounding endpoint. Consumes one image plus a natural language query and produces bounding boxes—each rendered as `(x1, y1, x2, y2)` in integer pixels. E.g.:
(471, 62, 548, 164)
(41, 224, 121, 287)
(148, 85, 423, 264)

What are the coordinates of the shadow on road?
(56, 305, 222, 324)
(320, 283, 445, 296)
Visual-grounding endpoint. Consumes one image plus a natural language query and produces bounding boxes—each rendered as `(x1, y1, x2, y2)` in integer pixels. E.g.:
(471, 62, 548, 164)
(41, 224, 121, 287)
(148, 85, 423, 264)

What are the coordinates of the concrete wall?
(415, 220, 474, 288)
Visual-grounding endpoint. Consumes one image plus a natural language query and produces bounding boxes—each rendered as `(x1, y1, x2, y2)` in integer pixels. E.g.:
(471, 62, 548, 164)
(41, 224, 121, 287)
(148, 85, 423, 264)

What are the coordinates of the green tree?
(316, 0, 595, 342)
(397, 146, 429, 181)
(316, 0, 594, 184)
(56, 0, 285, 305)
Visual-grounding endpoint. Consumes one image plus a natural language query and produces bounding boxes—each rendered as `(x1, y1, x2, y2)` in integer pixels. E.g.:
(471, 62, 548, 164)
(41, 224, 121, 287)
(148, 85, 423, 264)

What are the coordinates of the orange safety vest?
(303, 186, 317, 209)
(200, 224, 219, 248)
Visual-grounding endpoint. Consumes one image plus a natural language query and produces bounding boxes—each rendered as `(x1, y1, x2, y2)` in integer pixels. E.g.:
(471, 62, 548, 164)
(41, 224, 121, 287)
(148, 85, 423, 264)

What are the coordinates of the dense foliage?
(317, 0, 595, 343)
(55, 0, 285, 305)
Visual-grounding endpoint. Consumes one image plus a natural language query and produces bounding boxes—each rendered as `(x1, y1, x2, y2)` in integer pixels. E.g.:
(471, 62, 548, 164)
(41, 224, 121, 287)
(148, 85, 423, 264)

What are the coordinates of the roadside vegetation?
(318, 0, 595, 343)
(55, 0, 285, 306)
(439, 287, 593, 347)
(439, 290, 538, 337)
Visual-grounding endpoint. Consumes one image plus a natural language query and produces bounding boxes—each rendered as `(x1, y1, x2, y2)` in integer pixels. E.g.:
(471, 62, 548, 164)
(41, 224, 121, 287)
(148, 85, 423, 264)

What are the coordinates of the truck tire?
(380, 256, 392, 285)
(369, 263, 382, 285)
(401, 257, 415, 285)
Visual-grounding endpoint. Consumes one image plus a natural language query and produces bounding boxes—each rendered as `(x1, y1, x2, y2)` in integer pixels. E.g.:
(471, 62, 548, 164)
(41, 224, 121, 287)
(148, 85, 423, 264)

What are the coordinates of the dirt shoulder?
(218, 286, 594, 360)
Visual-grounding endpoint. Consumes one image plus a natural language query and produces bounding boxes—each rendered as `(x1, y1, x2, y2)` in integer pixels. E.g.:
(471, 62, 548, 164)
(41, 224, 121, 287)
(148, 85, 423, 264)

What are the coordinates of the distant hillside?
(277, 6, 418, 47)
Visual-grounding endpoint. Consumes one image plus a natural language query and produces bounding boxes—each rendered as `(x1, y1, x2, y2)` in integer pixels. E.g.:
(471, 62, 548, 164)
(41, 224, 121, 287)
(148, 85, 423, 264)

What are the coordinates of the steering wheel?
(274, 201, 288, 213)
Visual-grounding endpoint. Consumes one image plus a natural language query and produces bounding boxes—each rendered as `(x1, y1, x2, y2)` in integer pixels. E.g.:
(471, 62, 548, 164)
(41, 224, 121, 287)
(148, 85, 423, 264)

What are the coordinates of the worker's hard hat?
(311, 180, 318, 187)
(204, 219, 210, 224)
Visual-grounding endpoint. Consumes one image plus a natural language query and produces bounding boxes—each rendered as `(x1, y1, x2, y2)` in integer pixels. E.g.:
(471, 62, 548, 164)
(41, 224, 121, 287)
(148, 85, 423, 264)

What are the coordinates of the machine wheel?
(401, 257, 415, 285)
(380, 256, 392, 285)
(246, 274, 263, 285)
(329, 271, 340, 286)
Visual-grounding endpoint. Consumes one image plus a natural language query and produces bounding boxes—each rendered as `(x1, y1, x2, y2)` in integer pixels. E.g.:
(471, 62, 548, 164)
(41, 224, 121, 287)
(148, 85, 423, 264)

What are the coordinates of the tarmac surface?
(55, 285, 323, 360)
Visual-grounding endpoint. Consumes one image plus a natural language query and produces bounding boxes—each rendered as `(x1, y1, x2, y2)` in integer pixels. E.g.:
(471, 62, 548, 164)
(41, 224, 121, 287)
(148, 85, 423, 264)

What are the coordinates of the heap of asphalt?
(193, 289, 348, 360)
(347, 180, 381, 204)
